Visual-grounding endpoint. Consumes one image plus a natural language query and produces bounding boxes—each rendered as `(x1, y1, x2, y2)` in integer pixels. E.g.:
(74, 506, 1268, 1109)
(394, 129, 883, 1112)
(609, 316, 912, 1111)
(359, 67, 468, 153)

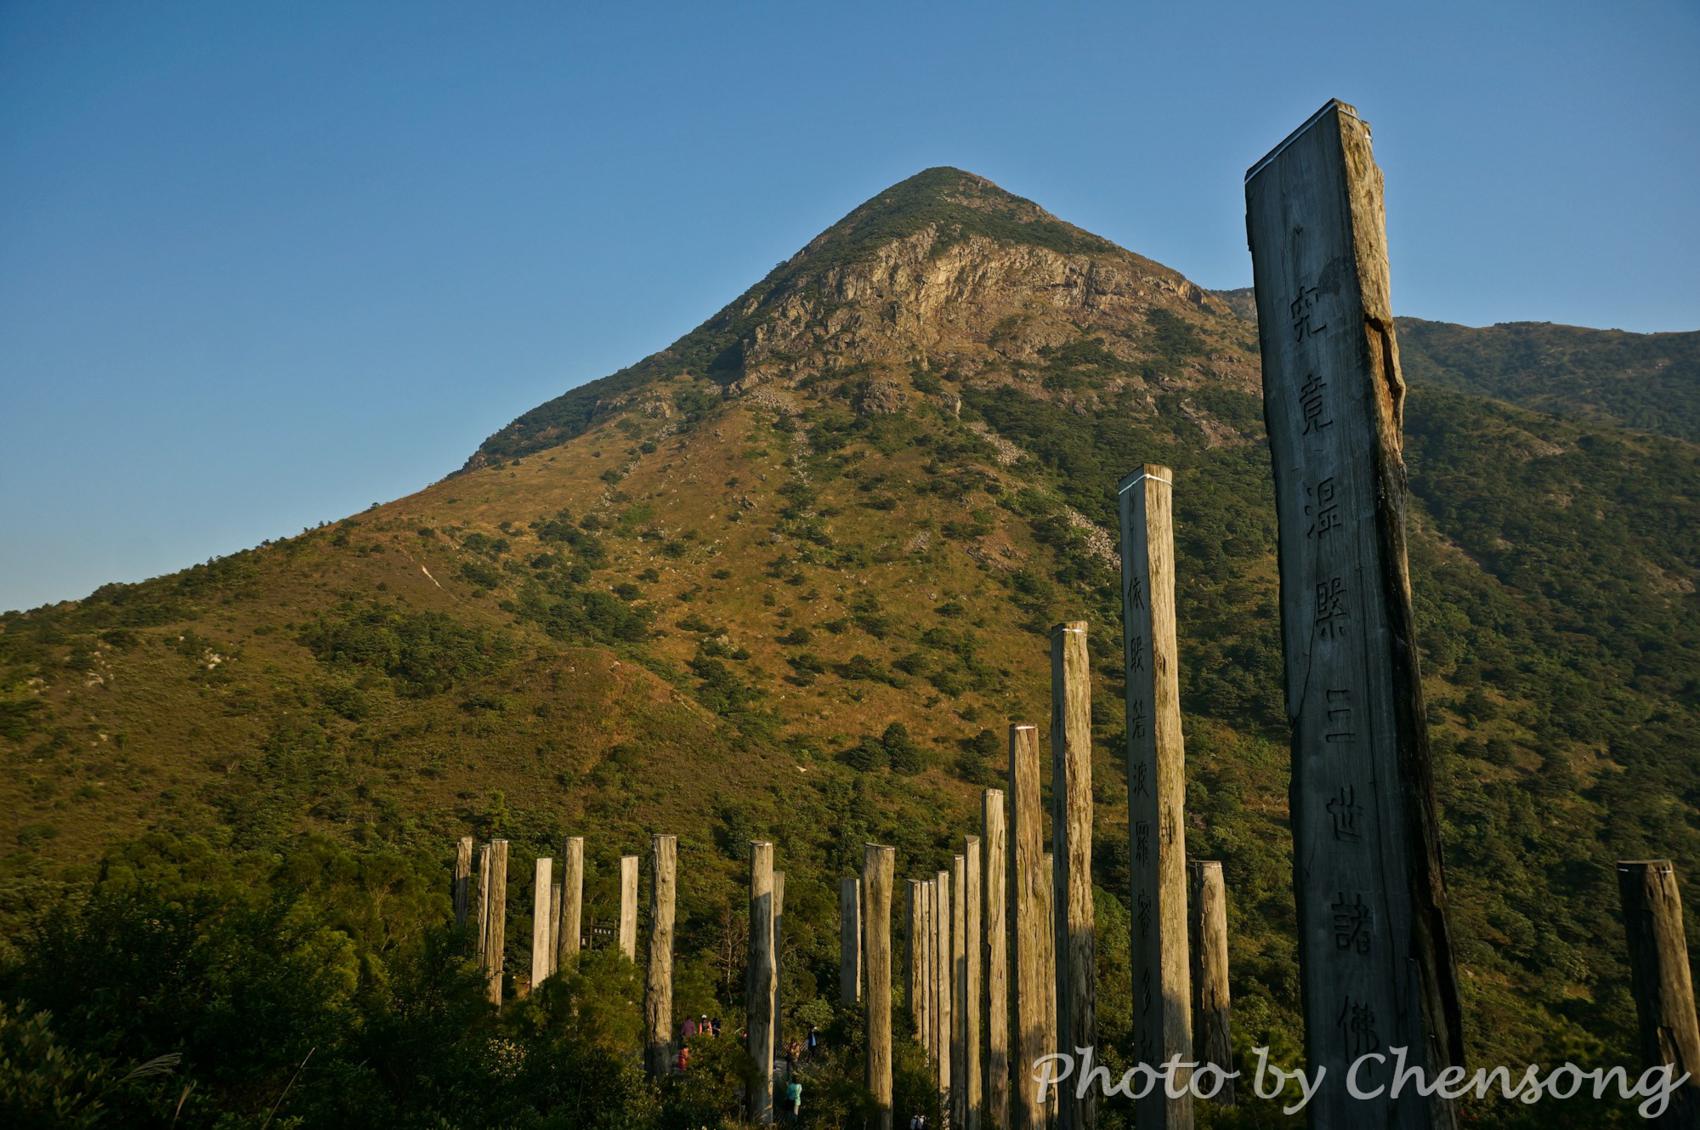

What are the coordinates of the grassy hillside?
(2, 169, 1696, 1127)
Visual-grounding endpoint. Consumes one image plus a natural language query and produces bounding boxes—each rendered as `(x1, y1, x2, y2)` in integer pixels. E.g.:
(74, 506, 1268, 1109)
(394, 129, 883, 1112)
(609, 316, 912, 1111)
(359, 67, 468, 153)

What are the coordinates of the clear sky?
(3, 1, 1696, 612)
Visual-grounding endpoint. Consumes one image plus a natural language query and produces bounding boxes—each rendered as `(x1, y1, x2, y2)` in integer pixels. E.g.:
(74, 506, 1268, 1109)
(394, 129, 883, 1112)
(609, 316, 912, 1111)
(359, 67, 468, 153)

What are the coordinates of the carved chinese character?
(1326, 784, 1363, 843)
(1306, 476, 1342, 539)
(1137, 890, 1152, 938)
(1314, 576, 1347, 639)
(1128, 700, 1147, 744)
(1127, 572, 1145, 611)
(1128, 635, 1146, 674)
(1140, 969, 1154, 1014)
(1135, 820, 1150, 865)
(1129, 757, 1149, 796)
(1291, 287, 1327, 341)
(1332, 892, 1372, 954)
(1337, 996, 1380, 1057)
(1325, 687, 1356, 744)
(1299, 374, 1333, 434)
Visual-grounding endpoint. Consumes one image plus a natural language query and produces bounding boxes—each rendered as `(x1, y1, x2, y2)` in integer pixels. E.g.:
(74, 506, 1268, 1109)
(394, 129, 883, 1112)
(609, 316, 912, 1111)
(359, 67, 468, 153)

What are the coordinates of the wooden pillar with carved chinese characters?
(952, 853, 968, 1128)
(936, 867, 954, 1110)
(984, 788, 1011, 1130)
(1245, 98, 1463, 1130)
(1616, 861, 1700, 1129)
(1040, 853, 1057, 1126)
(922, 878, 937, 1059)
(842, 876, 863, 1007)
(1009, 725, 1046, 1130)
(1050, 622, 1096, 1130)
(619, 855, 639, 961)
(866, 844, 896, 1130)
(557, 836, 584, 971)
(484, 839, 508, 1005)
(1188, 861, 1234, 1105)
(910, 880, 926, 1041)
(774, 872, 786, 1064)
(454, 836, 474, 928)
(531, 857, 554, 991)
(1118, 467, 1193, 1130)
(966, 836, 984, 1130)
(645, 834, 677, 1078)
(749, 842, 778, 1123)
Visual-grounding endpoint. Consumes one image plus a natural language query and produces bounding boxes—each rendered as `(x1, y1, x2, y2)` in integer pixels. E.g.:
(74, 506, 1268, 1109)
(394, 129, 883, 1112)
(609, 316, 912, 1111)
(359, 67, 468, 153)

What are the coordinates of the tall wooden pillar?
(910, 879, 928, 1044)
(1617, 860, 1700, 1128)
(1040, 852, 1057, 1126)
(866, 844, 897, 1130)
(476, 843, 492, 960)
(953, 854, 968, 1126)
(1246, 98, 1463, 1128)
(454, 836, 474, 928)
(984, 789, 1011, 1130)
(531, 856, 554, 991)
(557, 836, 585, 970)
(1188, 861, 1234, 1105)
(484, 839, 508, 1006)
(843, 876, 864, 1007)
(774, 871, 786, 1063)
(937, 866, 953, 1109)
(749, 842, 778, 1123)
(619, 854, 639, 961)
(645, 834, 677, 1078)
(966, 836, 985, 1130)
(921, 878, 937, 1058)
(1050, 622, 1097, 1129)
(1009, 724, 1046, 1130)
(1119, 468, 1193, 1130)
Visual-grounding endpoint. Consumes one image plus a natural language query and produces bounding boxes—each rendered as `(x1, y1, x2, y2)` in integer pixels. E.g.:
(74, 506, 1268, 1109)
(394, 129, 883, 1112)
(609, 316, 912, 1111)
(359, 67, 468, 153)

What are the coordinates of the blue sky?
(3, 1, 1696, 612)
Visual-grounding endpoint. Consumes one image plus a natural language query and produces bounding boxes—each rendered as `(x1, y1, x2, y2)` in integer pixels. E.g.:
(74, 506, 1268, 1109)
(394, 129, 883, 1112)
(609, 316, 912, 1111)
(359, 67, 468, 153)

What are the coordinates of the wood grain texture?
(1118, 466, 1193, 1130)
(454, 836, 473, 928)
(1617, 861, 1700, 1129)
(748, 841, 777, 1123)
(645, 834, 676, 1078)
(484, 840, 508, 1006)
(618, 855, 639, 962)
(556, 836, 584, 969)
(937, 867, 953, 1106)
(953, 853, 968, 1128)
(984, 789, 1011, 1130)
(531, 856, 553, 991)
(865, 844, 896, 1130)
(966, 835, 984, 1130)
(1050, 621, 1097, 1129)
(910, 879, 927, 1046)
(842, 876, 863, 1006)
(1040, 853, 1057, 1127)
(1188, 861, 1233, 1106)
(1246, 98, 1462, 1129)
(1009, 725, 1045, 1130)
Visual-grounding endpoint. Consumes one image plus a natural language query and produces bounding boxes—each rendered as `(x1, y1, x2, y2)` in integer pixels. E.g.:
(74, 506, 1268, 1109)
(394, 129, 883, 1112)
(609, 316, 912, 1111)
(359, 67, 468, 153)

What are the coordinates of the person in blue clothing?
(784, 1077, 802, 1121)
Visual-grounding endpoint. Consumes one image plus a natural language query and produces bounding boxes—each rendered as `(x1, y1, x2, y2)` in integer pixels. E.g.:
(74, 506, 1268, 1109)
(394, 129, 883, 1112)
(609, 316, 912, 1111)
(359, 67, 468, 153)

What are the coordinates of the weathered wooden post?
(476, 842, 492, 960)
(911, 879, 928, 1044)
(532, 856, 554, 991)
(842, 876, 864, 1007)
(484, 839, 509, 1005)
(1246, 98, 1464, 1128)
(984, 789, 1011, 1130)
(937, 866, 954, 1110)
(774, 871, 786, 1064)
(1188, 861, 1233, 1105)
(1050, 622, 1096, 1130)
(1118, 466, 1193, 1129)
(619, 854, 639, 961)
(921, 878, 937, 1059)
(645, 834, 677, 1078)
(1617, 861, 1700, 1128)
(454, 836, 474, 928)
(1009, 725, 1046, 1130)
(1040, 852, 1057, 1126)
(749, 842, 779, 1124)
(866, 844, 897, 1130)
(953, 853, 968, 1127)
(556, 836, 585, 971)
(966, 836, 984, 1130)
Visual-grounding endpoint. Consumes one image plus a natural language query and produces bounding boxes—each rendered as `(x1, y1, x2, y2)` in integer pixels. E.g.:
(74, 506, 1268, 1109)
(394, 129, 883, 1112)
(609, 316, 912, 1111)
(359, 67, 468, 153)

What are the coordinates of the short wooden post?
(557, 836, 584, 971)
(866, 844, 896, 1130)
(910, 879, 928, 1045)
(1246, 99, 1463, 1128)
(936, 866, 953, 1109)
(531, 857, 554, 991)
(965, 836, 984, 1130)
(984, 789, 1011, 1130)
(454, 836, 474, 928)
(484, 839, 508, 1006)
(1119, 468, 1193, 1130)
(749, 841, 778, 1123)
(842, 876, 864, 1007)
(645, 834, 676, 1078)
(1009, 724, 1046, 1130)
(1050, 622, 1097, 1130)
(619, 854, 639, 961)
(1188, 861, 1233, 1105)
(1617, 861, 1700, 1128)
